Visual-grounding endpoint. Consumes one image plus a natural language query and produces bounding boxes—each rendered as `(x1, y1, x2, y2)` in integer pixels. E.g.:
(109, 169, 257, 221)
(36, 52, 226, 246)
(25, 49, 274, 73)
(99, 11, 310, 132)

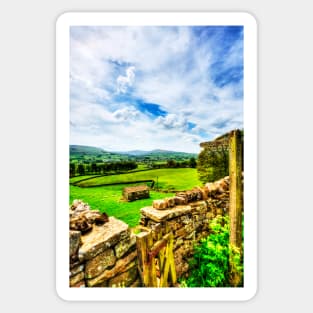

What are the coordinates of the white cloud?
(69, 26, 243, 152)
(155, 114, 188, 130)
(116, 66, 136, 93)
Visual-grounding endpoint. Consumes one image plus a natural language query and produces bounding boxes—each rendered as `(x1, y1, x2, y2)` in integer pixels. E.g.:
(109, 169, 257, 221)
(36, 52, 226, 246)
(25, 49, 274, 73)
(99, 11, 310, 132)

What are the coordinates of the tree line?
(69, 157, 197, 177)
(70, 161, 138, 177)
(151, 158, 197, 169)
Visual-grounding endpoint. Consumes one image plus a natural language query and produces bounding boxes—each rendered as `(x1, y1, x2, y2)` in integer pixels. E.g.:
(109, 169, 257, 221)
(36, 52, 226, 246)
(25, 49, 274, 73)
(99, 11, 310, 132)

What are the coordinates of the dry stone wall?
(69, 176, 231, 287)
(139, 176, 230, 278)
(69, 200, 140, 287)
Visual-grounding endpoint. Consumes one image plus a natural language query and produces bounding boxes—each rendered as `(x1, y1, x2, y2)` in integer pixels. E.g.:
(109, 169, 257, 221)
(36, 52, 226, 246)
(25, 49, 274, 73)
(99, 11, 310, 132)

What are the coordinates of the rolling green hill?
(70, 145, 197, 163)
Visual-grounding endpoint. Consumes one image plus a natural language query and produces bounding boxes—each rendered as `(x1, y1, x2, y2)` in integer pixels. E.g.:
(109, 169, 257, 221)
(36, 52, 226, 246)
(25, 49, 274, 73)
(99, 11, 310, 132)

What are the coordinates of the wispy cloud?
(70, 26, 243, 153)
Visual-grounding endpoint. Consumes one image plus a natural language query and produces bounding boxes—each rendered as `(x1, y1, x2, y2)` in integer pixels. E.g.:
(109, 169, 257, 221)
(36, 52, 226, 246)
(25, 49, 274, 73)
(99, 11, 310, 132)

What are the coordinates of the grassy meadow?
(72, 168, 201, 190)
(69, 168, 201, 227)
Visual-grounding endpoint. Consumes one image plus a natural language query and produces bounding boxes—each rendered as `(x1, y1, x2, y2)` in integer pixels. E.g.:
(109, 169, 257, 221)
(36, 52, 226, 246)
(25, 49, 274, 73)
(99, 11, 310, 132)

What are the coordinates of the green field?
(69, 168, 201, 227)
(70, 184, 174, 227)
(73, 168, 201, 191)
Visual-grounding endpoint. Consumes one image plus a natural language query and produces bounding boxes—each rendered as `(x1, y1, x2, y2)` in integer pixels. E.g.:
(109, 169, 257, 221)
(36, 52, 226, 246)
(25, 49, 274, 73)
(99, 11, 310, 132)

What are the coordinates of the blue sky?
(70, 26, 243, 153)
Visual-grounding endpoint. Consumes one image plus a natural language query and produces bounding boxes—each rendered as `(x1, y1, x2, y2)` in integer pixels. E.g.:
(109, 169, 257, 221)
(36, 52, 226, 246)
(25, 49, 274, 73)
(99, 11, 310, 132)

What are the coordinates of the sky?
(70, 26, 243, 153)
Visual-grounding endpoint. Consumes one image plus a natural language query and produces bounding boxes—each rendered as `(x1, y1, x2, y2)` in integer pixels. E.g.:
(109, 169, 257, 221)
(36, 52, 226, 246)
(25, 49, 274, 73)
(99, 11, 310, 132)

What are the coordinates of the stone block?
(181, 215, 193, 225)
(174, 195, 188, 205)
(70, 271, 84, 287)
(123, 185, 150, 202)
(165, 197, 175, 207)
(175, 227, 185, 238)
(70, 215, 92, 234)
(167, 218, 183, 231)
(69, 230, 81, 258)
(108, 265, 138, 287)
(189, 201, 208, 214)
(71, 280, 85, 288)
(114, 234, 136, 259)
(86, 250, 137, 287)
(152, 199, 168, 210)
(78, 217, 129, 261)
(70, 264, 84, 277)
(140, 205, 193, 222)
(174, 237, 184, 250)
(85, 248, 116, 279)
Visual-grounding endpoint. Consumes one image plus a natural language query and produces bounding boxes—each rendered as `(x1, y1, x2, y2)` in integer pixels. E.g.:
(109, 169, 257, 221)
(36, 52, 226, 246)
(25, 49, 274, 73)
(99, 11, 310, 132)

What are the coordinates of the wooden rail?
(135, 223, 176, 287)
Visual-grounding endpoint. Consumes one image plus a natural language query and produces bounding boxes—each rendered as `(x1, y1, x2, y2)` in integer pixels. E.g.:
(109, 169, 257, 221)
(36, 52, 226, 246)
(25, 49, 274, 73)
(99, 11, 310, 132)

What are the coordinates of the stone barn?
(123, 185, 150, 202)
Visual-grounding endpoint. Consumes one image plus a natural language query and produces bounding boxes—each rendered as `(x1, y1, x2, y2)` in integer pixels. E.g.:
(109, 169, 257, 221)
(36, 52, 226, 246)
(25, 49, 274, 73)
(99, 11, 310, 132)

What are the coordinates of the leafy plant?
(182, 215, 243, 287)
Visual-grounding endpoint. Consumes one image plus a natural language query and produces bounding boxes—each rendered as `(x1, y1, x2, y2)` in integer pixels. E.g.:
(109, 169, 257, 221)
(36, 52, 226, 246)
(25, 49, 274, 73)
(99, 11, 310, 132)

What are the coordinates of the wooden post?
(229, 130, 243, 248)
(136, 232, 150, 287)
(146, 231, 158, 287)
(136, 231, 158, 287)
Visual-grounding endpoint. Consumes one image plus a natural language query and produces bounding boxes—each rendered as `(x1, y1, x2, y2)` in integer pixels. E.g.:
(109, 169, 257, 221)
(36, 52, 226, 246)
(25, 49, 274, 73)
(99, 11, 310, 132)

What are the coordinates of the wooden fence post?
(229, 129, 243, 249)
(136, 231, 157, 287)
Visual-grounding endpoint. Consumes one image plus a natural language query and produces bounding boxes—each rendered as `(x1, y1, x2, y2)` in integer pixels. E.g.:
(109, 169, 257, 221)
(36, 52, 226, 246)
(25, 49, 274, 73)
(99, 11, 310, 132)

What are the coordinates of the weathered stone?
(181, 215, 193, 225)
(114, 234, 136, 259)
(165, 197, 175, 208)
(173, 195, 188, 205)
(85, 248, 116, 279)
(86, 250, 137, 286)
(216, 207, 224, 215)
(174, 252, 189, 278)
(93, 280, 108, 287)
(175, 227, 188, 238)
(175, 244, 193, 259)
(174, 237, 184, 250)
(189, 201, 208, 214)
(70, 271, 84, 287)
(69, 230, 81, 258)
(108, 265, 138, 287)
(79, 217, 129, 261)
(185, 231, 196, 240)
(70, 264, 84, 277)
(152, 199, 168, 210)
(140, 205, 194, 222)
(175, 261, 189, 277)
(70, 215, 92, 234)
(175, 192, 188, 203)
(82, 210, 109, 225)
(71, 280, 86, 288)
(167, 219, 183, 231)
(123, 185, 150, 202)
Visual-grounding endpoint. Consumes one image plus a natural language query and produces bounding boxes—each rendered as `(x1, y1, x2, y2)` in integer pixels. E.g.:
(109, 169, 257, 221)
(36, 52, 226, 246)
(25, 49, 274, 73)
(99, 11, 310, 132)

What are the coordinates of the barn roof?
(123, 185, 149, 193)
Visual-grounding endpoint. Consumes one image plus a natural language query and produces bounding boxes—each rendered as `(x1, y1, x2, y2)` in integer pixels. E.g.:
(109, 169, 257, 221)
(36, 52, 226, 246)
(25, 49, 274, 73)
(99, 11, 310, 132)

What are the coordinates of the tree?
(189, 157, 197, 168)
(91, 162, 97, 174)
(77, 163, 85, 176)
(167, 159, 176, 168)
(197, 147, 229, 183)
(69, 163, 76, 177)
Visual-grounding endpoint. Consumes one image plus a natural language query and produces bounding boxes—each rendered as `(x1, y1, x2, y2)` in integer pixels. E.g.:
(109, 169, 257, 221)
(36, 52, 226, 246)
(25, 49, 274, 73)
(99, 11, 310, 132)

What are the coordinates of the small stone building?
(123, 185, 150, 202)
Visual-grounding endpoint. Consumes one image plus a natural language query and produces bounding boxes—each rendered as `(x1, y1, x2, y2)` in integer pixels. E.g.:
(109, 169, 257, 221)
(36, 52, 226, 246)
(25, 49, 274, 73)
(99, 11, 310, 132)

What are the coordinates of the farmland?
(69, 168, 201, 227)
(72, 168, 200, 190)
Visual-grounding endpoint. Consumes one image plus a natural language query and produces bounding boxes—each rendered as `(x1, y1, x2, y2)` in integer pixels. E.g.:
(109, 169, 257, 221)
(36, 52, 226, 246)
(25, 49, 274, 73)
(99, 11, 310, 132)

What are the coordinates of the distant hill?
(70, 145, 131, 163)
(70, 145, 197, 163)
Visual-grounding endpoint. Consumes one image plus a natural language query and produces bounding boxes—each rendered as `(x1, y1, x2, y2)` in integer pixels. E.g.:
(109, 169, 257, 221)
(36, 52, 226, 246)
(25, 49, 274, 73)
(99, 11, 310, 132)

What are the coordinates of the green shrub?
(182, 215, 243, 287)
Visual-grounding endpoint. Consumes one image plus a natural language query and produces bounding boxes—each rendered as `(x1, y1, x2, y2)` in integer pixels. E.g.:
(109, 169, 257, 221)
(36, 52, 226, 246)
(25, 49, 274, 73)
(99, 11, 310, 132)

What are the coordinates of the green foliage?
(189, 157, 197, 168)
(183, 215, 243, 287)
(197, 147, 229, 183)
